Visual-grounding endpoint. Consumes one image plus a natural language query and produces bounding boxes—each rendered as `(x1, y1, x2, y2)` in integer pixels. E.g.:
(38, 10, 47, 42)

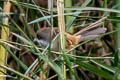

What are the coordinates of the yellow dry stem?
(0, 1, 11, 80)
(57, 0, 66, 80)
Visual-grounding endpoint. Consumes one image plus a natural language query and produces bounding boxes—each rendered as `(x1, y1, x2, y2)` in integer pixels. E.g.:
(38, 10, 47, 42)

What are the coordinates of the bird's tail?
(77, 27, 107, 42)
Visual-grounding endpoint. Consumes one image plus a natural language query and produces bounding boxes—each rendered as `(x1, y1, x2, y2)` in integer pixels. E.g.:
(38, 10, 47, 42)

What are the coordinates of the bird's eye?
(36, 34, 42, 39)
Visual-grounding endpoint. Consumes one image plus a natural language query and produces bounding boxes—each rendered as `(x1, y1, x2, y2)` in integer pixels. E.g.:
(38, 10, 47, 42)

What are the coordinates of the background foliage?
(0, 0, 120, 80)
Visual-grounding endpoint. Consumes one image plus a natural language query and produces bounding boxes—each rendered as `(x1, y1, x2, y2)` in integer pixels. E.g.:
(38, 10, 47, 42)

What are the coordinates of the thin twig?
(74, 16, 107, 36)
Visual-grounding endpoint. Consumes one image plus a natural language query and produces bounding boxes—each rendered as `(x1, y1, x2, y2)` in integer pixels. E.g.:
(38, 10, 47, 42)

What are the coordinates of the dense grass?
(0, 0, 120, 80)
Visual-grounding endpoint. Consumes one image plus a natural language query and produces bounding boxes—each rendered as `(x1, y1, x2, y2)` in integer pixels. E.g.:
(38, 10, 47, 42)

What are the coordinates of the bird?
(34, 17, 107, 51)
(34, 26, 107, 51)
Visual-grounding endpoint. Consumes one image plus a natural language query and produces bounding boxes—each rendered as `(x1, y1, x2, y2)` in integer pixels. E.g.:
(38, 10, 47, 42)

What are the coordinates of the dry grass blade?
(74, 16, 107, 36)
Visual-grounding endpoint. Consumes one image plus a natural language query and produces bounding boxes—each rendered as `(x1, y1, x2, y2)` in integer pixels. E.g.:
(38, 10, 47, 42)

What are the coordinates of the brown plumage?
(34, 27, 106, 51)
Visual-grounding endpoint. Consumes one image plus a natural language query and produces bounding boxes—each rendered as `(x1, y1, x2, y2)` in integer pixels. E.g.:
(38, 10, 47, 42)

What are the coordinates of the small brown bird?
(34, 27, 106, 51)
(34, 17, 107, 51)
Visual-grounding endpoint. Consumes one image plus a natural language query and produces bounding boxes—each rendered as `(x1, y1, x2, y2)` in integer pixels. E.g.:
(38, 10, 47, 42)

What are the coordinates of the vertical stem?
(48, 0, 54, 37)
(0, 1, 11, 80)
(114, 1, 120, 79)
(103, 0, 107, 8)
(65, 0, 74, 33)
(57, 0, 66, 79)
(115, 0, 120, 54)
(57, 0, 65, 50)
